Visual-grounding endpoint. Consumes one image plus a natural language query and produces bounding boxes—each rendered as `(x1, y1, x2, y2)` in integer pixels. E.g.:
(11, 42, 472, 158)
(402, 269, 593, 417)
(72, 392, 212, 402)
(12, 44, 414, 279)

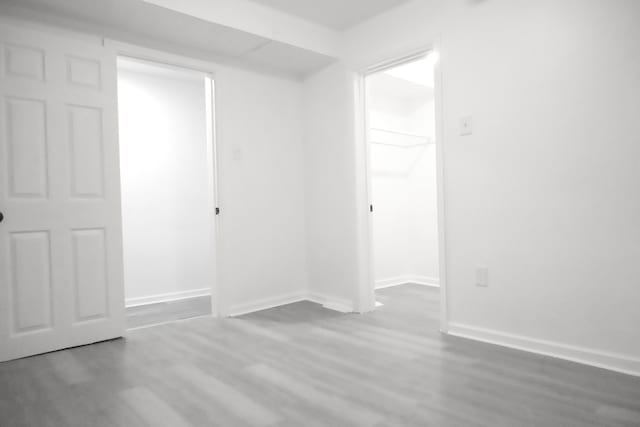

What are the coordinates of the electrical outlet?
(460, 116, 473, 136)
(476, 266, 488, 287)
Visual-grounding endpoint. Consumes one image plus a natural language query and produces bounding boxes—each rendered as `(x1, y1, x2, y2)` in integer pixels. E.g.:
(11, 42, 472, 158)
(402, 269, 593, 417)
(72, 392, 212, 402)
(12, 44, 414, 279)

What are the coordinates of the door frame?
(106, 40, 224, 318)
(353, 40, 449, 332)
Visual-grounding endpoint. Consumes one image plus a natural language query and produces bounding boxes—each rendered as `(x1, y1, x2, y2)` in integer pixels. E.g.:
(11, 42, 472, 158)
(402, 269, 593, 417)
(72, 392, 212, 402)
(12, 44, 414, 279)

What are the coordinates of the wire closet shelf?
(369, 127, 434, 148)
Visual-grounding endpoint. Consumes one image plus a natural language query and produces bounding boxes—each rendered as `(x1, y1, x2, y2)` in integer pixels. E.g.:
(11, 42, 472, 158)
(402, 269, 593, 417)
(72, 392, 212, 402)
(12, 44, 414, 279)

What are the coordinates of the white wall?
(303, 62, 360, 307)
(118, 62, 211, 304)
(304, 0, 640, 374)
(406, 102, 438, 281)
(406, 146, 439, 281)
(215, 65, 309, 314)
(2, 15, 311, 317)
(371, 166, 410, 282)
(119, 57, 309, 313)
(368, 74, 439, 286)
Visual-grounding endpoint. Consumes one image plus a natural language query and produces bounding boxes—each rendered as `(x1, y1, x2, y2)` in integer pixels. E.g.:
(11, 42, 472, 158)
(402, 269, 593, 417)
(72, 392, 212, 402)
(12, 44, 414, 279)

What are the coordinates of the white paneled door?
(0, 24, 125, 362)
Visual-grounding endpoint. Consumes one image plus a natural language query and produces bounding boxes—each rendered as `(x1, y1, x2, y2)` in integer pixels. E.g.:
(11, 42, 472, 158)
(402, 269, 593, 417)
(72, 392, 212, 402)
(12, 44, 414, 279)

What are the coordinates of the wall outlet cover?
(460, 116, 473, 136)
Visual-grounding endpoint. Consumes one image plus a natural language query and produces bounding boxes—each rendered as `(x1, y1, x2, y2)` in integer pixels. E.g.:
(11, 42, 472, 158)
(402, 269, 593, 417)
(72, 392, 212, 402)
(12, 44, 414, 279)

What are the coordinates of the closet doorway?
(116, 57, 218, 329)
(364, 52, 442, 317)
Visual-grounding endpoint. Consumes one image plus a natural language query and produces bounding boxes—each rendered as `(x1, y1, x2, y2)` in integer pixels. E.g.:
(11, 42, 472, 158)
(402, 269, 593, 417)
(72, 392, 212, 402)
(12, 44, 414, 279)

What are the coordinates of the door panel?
(68, 105, 105, 198)
(5, 44, 45, 81)
(0, 24, 125, 362)
(71, 228, 109, 323)
(6, 97, 48, 198)
(67, 56, 102, 89)
(9, 231, 53, 334)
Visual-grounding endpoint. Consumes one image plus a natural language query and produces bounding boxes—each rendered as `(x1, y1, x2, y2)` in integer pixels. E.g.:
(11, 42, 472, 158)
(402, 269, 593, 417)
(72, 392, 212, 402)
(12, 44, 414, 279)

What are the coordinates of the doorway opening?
(364, 52, 442, 318)
(116, 57, 218, 329)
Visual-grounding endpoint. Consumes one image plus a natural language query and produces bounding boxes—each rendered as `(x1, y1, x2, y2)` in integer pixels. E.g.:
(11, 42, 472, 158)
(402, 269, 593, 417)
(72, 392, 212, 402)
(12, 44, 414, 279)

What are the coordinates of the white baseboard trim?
(448, 322, 640, 378)
(227, 290, 356, 317)
(228, 291, 308, 317)
(125, 288, 211, 308)
(307, 292, 354, 313)
(375, 275, 439, 289)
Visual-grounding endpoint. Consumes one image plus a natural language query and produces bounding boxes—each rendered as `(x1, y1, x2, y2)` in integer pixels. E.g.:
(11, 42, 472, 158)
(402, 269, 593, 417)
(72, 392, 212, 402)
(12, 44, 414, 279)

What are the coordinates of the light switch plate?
(460, 116, 473, 136)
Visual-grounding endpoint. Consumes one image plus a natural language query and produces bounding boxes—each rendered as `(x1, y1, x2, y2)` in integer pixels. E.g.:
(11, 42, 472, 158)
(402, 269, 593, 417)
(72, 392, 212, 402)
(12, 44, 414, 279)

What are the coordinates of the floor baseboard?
(125, 288, 211, 308)
(376, 275, 439, 289)
(228, 291, 308, 317)
(448, 322, 640, 378)
(228, 291, 355, 317)
(307, 292, 354, 313)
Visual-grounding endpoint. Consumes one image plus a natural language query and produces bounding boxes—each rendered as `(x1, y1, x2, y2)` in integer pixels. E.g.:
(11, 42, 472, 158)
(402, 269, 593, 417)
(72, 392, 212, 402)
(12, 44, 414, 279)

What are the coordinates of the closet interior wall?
(368, 68, 439, 287)
(118, 58, 212, 306)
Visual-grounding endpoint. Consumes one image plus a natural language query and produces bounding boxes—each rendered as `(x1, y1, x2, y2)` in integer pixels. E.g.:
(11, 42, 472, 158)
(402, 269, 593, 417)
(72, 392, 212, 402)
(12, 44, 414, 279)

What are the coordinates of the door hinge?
(369, 204, 374, 213)
(215, 207, 220, 215)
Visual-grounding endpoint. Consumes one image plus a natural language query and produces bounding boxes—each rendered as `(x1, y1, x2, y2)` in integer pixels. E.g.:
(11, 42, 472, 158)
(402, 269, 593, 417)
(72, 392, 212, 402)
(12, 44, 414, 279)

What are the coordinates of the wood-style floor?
(126, 296, 212, 329)
(1, 284, 639, 426)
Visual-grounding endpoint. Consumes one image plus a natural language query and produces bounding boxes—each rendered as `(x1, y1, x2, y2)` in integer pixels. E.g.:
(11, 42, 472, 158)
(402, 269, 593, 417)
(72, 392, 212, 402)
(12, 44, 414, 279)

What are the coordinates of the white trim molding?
(307, 293, 355, 313)
(125, 288, 211, 308)
(228, 291, 308, 317)
(448, 323, 640, 378)
(228, 291, 355, 317)
(375, 275, 439, 289)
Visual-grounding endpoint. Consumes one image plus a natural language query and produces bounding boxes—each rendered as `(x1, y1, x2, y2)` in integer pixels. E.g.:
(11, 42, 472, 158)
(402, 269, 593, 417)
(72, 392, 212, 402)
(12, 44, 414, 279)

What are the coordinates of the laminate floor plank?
(1, 284, 639, 426)
(126, 296, 212, 329)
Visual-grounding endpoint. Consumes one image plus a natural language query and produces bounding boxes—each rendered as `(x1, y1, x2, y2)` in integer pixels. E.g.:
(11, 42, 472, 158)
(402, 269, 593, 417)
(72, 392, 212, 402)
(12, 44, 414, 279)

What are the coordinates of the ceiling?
(118, 57, 207, 82)
(0, 0, 336, 78)
(248, 0, 411, 30)
(368, 74, 433, 107)
(384, 54, 437, 88)
(367, 58, 436, 115)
